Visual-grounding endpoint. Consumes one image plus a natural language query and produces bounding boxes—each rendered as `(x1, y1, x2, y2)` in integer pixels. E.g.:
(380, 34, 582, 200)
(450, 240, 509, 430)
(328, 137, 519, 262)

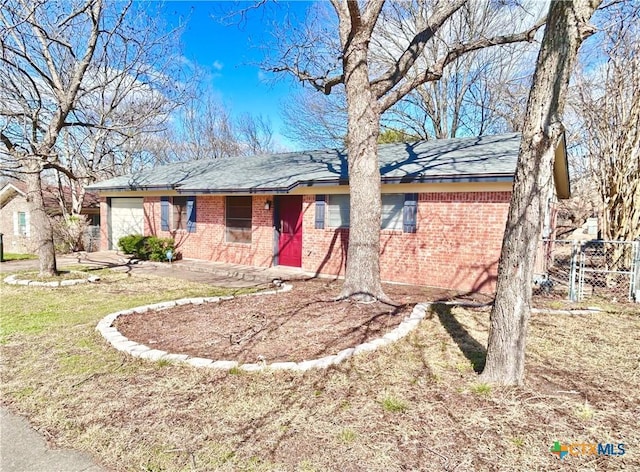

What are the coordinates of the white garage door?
(110, 198, 144, 249)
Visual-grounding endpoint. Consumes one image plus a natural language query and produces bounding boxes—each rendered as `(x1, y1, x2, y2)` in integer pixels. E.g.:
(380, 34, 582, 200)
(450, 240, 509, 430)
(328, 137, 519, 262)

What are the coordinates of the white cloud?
(212, 60, 223, 71)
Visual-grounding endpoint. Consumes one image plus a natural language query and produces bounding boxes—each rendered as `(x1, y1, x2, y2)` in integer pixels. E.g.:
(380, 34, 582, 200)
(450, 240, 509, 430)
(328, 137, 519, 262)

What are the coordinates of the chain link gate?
(537, 239, 639, 303)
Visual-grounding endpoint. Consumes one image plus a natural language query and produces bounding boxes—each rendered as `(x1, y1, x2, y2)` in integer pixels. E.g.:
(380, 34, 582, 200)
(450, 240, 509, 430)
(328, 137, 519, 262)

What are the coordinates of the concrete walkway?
(0, 407, 105, 472)
(1, 251, 313, 472)
(1, 250, 312, 286)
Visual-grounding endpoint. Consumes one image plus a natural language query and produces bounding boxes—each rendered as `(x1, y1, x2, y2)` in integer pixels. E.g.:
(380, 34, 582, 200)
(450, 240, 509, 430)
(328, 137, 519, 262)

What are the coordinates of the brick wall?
(0, 194, 32, 253)
(302, 191, 511, 293)
(102, 191, 510, 293)
(99, 198, 109, 250)
(144, 195, 274, 267)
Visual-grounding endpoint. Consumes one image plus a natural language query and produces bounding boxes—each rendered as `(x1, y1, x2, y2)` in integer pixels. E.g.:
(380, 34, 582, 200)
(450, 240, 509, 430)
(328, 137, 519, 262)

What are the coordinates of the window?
(17, 212, 27, 236)
(161, 196, 196, 232)
(328, 194, 350, 228)
(173, 196, 188, 230)
(381, 194, 404, 230)
(226, 196, 252, 243)
(327, 194, 405, 230)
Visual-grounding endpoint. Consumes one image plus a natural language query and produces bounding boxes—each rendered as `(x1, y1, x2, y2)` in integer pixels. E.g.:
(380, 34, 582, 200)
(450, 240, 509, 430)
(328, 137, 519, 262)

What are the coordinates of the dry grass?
(1, 273, 639, 471)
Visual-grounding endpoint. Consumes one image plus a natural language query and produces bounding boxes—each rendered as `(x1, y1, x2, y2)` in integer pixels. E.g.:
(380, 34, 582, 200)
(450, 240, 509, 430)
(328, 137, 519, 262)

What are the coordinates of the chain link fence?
(536, 239, 640, 303)
(83, 225, 101, 252)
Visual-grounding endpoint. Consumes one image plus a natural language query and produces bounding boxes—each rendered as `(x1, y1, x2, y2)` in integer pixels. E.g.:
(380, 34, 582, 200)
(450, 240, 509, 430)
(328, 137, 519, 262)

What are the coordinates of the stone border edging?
(96, 285, 431, 372)
(531, 307, 604, 315)
(4, 272, 100, 287)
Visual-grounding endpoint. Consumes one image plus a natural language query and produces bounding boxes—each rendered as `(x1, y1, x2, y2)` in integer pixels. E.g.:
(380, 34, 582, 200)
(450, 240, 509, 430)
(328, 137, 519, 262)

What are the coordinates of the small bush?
(117, 234, 175, 262)
(146, 237, 175, 262)
(118, 234, 147, 256)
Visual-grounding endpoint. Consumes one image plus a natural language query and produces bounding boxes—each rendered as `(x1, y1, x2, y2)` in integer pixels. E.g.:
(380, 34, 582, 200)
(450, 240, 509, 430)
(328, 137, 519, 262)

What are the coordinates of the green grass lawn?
(1, 271, 639, 472)
(1, 252, 37, 261)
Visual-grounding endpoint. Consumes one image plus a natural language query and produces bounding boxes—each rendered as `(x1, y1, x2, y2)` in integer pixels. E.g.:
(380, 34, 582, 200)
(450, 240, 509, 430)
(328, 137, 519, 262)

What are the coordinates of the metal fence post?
(569, 240, 578, 302)
(633, 239, 640, 303)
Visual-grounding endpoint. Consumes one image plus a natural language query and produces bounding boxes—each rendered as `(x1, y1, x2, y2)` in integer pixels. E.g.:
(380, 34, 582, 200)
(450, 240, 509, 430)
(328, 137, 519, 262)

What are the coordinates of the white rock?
(403, 318, 421, 329)
(112, 309, 134, 317)
(239, 363, 265, 372)
(139, 349, 168, 361)
(369, 338, 391, 348)
(162, 353, 190, 363)
(210, 360, 238, 369)
(111, 340, 140, 352)
(147, 301, 176, 311)
(187, 357, 214, 368)
(333, 348, 355, 364)
(268, 362, 299, 370)
(128, 345, 151, 357)
(383, 331, 402, 342)
(353, 343, 377, 355)
(314, 355, 337, 369)
(293, 360, 319, 371)
(105, 334, 129, 344)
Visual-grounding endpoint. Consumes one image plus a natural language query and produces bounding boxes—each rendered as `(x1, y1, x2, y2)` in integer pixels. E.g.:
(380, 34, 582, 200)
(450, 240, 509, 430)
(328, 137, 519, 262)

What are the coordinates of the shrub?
(146, 237, 175, 262)
(118, 235, 175, 262)
(118, 234, 147, 256)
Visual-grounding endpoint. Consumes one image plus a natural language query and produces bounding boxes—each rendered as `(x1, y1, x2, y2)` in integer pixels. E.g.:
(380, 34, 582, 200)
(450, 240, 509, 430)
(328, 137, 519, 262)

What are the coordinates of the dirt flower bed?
(115, 280, 469, 363)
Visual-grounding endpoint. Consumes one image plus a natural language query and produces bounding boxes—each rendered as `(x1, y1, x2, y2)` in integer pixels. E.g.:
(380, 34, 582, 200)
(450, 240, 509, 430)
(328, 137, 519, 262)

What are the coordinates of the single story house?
(88, 133, 569, 293)
(0, 179, 100, 254)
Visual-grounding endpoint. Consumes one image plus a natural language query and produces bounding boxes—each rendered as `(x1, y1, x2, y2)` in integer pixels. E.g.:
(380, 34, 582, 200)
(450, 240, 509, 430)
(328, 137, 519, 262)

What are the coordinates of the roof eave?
(97, 174, 515, 195)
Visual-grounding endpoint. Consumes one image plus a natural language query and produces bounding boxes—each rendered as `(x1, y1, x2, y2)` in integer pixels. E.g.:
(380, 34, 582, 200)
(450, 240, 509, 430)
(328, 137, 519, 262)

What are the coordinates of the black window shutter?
(403, 193, 418, 233)
(161, 197, 170, 231)
(186, 196, 196, 233)
(315, 195, 326, 229)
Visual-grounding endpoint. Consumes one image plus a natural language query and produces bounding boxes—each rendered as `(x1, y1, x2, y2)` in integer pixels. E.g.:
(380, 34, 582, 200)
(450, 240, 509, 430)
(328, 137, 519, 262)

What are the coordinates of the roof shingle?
(88, 133, 522, 193)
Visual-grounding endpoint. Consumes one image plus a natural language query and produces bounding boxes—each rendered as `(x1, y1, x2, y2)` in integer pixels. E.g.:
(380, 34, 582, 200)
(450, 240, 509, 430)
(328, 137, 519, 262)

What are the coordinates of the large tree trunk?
(339, 29, 386, 302)
(480, 0, 600, 385)
(24, 160, 57, 276)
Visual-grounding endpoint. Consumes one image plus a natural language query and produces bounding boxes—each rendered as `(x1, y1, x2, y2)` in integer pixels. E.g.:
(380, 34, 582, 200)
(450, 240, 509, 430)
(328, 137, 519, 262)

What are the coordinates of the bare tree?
(372, 1, 540, 139)
(153, 90, 277, 163)
(282, 89, 348, 148)
(570, 2, 640, 243)
(268, 0, 544, 300)
(0, 0, 185, 274)
(480, 0, 601, 386)
(281, 2, 541, 148)
(236, 113, 274, 155)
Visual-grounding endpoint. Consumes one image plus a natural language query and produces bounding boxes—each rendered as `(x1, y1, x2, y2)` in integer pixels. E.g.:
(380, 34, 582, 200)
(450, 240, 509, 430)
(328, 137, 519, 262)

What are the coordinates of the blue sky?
(154, 1, 314, 151)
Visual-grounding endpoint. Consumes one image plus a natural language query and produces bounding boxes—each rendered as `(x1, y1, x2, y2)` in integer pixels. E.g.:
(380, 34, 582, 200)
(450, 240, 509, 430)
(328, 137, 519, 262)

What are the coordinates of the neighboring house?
(0, 180, 101, 254)
(88, 133, 570, 293)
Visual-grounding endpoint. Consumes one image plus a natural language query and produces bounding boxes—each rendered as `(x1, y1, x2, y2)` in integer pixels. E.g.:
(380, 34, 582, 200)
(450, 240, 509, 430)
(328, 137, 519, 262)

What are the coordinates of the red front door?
(277, 195, 303, 267)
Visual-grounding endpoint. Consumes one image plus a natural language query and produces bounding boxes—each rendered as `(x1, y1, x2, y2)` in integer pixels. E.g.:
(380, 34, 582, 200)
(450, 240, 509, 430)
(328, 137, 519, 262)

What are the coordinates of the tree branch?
(43, 160, 77, 181)
(377, 17, 546, 113)
(370, 0, 467, 100)
(269, 65, 344, 95)
(0, 131, 16, 153)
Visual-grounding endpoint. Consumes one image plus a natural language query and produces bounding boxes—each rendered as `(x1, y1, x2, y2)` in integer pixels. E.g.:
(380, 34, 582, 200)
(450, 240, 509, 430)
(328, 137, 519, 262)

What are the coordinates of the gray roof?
(88, 133, 522, 194)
